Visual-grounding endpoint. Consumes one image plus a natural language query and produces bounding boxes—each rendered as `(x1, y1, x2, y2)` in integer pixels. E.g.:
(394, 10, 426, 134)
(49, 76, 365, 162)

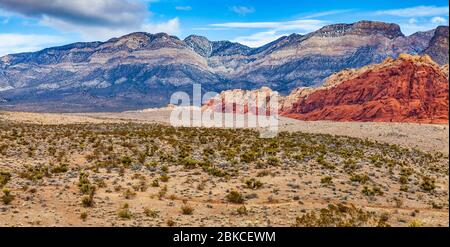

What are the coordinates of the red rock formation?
(281, 54, 449, 123)
(203, 87, 279, 116)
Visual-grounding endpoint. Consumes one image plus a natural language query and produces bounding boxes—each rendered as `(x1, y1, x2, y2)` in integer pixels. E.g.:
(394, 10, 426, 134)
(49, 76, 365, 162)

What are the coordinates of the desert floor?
(0, 110, 448, 226)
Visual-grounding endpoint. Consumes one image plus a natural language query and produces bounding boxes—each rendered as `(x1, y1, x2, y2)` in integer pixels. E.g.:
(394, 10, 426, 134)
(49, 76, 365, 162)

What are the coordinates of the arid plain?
(0, 110, 448, 226)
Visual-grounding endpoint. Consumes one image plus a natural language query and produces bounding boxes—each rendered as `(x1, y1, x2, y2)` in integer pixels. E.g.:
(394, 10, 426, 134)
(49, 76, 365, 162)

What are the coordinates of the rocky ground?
(0, 111, 448, 226)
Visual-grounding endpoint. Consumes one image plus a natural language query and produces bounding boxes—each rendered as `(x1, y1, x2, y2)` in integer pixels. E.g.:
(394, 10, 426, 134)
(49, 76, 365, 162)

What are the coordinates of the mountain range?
(204, 54, 449, 123)
(0, 21, 448, 112)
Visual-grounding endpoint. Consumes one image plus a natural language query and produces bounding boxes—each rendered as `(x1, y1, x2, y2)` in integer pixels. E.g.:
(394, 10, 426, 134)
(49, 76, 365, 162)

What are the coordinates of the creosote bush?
(1, 188, 15, 205)
(226, 190, 245, 204)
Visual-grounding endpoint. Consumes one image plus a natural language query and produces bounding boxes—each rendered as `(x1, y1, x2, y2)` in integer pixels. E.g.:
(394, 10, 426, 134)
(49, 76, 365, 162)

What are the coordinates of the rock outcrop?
(203, 87, 279, 115)
(281, 54, 449, 123)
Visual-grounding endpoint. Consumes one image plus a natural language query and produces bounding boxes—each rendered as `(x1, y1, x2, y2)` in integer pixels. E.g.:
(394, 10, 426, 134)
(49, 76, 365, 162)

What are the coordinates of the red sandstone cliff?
(281, 54, 449, 123)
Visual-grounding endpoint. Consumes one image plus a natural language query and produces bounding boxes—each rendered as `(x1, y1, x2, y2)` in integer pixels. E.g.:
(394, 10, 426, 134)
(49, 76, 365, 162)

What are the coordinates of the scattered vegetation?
(226, 190, 245, 204)
(0, 120, 447, 226)
(294, 204, 390, 227)
(117, 203, 133, 219)
(1, 188, 15, 205)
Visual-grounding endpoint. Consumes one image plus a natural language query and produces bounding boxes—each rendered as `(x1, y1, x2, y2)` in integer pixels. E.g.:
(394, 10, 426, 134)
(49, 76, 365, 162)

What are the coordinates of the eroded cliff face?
(281, 54, 449, 123)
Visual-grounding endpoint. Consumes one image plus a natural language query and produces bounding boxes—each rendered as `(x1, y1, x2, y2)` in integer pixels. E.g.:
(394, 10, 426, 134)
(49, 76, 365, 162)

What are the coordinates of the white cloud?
(210, 19, 326, 32)
(431, 16, 448, 24)
(175, 6, 192, 11)
(300, 9, 354, 19)
(408, 18, 418, 24)
(214, 19, 326, 48)
(232, 30, 287, 48)
(0, 0, 181, 41)
(0, 0, 148, 27)
(41, 16, 181, 41)
(399, 16, 448, 35)
(0, 33, 65, 56)
(374, 5, 449, 17)
(142, 18, 180, 35)
(230, 6, 255, 16)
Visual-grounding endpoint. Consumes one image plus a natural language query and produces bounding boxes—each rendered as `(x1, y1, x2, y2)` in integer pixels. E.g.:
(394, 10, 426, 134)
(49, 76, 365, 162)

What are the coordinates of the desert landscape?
(0, 110, 448, 226)
(0, 1, 449, 228)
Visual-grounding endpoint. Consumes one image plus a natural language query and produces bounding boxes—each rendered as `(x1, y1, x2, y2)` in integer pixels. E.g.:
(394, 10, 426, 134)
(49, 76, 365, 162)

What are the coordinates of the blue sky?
(0, 0, 448, 56)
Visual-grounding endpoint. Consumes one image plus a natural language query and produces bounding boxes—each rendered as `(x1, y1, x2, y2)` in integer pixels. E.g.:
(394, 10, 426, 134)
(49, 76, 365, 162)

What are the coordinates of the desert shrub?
(81, 195, 94, 207)
(409, 220, 422, 227)
(181, 157, 198, 169)
(181, 204, 194, 215)
(151, 179, 160, 187)
(120, 156, 132, 167)
(294, 203, 389, 227)
(399, 175, 409, 184)
(51, 163, 69, 174)
(123, 188, 137, 199)
(241, 151, 257, 163)
(80, 212, 88, 221)
(226, 190, 245, 204)
(266, 156, 280, 166)
(420, 177, 436, 192)
(320, 176, 333, 185)
(0, 171, 11, 188)
(167, 219, 176, 227)
(160, 174, 170, 182)
(19, 164, 51, 181)
(316, 156, 335, 169)
(118, 203, 133, 219)
(1, 188, 14, 205)
(161, 165, 169, 173)
(144, 208, 159, 218)
(256, 170, 270, 177)
(350, 173, 369, 184)
(204, 166, 228, 177)
(362, 186, 383, 196)
(400, 184, 409, 192)
(78, 172, 96, 195)
(237, 206, 248, 215)
(245, 178, 263, 190)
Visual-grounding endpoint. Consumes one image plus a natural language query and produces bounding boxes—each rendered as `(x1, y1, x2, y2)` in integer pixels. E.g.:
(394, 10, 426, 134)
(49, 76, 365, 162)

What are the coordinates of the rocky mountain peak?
(105, 32, 185, 50)
(313, 20, 404, 39)
(184, 35, 213, 57)
(422, 25, 449, 65)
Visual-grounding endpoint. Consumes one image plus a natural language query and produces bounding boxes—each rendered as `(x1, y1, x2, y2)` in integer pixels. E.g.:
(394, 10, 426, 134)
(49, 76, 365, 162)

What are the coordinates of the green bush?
(226, 190, 245, 204)
(118, 204, 133, 219)
(320, 176, 333, 185)
(181, 204, 194, 215)
(245, 178, 263, 189)
(0, 171, 11, 188)
(420, 177, 436, 192)
(350, 174, 369, 184)
(144, 208, 159, 218)
(1, 188, 14, 205)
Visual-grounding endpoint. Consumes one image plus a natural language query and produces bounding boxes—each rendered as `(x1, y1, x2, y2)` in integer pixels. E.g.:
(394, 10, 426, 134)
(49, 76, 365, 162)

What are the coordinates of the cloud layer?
(374, 5, 449, 17)
(230, 6, 255, 16)
(0, 33, 65, 56)
(211, 19, 327, 47)
(0, 0, 147, 27)
(0, 0, 180, 41)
